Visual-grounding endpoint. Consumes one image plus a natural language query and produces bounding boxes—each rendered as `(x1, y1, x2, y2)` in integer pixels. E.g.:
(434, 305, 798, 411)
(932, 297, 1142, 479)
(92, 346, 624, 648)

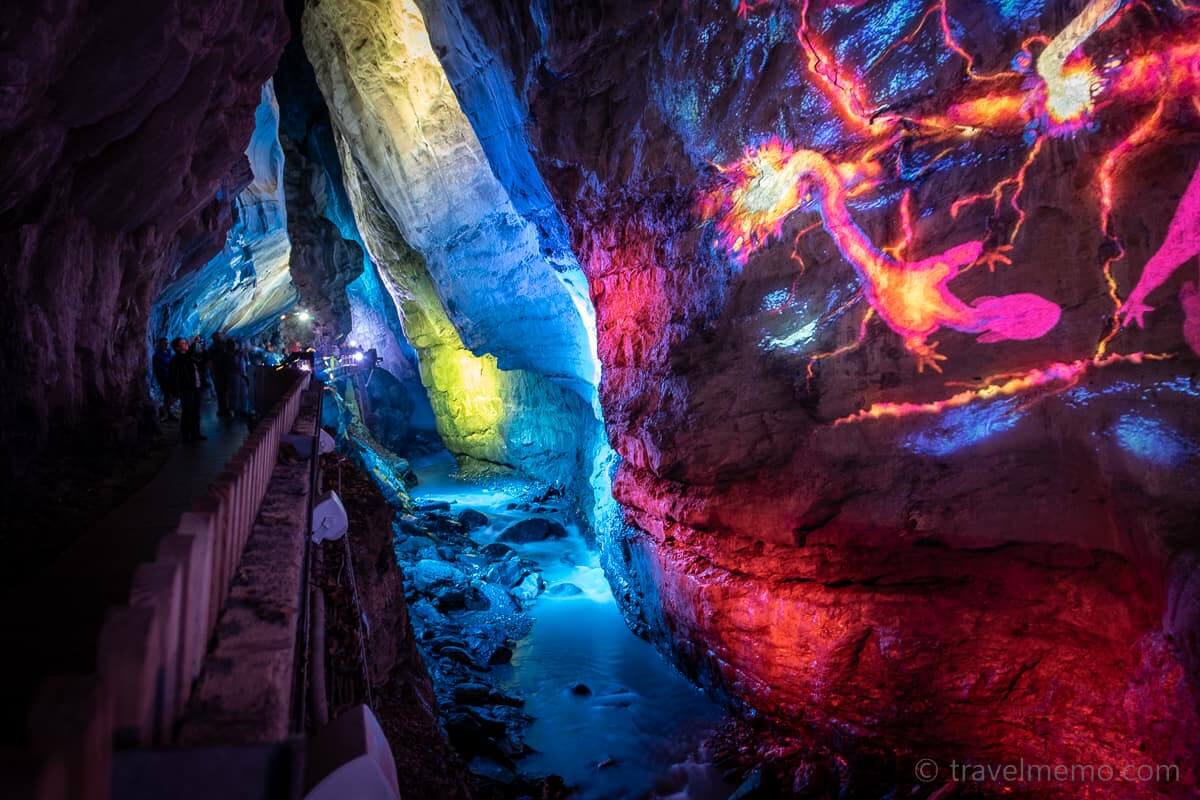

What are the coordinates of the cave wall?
(151, 82, 295, 344)
(301, 0, 606, 490)
(415, 0, 1200, 794)
(273, 23, 439, 448)
(0, 0, 289, 479)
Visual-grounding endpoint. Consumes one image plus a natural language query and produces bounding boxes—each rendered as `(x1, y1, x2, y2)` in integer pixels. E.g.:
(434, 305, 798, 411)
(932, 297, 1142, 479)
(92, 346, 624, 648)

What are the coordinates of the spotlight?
(298, 310, 312, 322)
(348, 339, 359, 348)
(352, 352, 364, 363)
(311, 491, 349, 543)
(280, 314, 288, 320)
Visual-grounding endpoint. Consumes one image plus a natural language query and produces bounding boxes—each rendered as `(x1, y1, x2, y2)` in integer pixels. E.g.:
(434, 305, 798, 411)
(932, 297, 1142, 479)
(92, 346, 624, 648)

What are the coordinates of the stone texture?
(315, 451, 474, 799)
(152, 82, 295, 343)
(302, 0, 606, 491)
(273, 23, 439, 448)
(416, 0, 1200, 795)
(281, 133, 362, 336)
(302, 0, 596, 393)
(0, 0, 288, 480)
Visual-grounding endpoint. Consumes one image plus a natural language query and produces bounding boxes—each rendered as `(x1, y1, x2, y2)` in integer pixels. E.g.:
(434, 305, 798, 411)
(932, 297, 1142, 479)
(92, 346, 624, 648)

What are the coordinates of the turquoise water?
(409, 453, 732, 799)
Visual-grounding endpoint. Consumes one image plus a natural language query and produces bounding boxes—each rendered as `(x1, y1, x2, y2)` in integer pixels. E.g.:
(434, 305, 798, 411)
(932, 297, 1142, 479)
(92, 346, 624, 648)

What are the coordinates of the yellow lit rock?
(304, 0, 596, 481)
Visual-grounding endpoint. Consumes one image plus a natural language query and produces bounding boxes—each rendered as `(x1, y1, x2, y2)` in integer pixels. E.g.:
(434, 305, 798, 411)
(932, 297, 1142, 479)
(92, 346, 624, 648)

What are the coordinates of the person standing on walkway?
(210, 331, 234, 417)
(169, 337, 206, 443)
(227, 338, 252, 419)
(152, 338, 177, 421)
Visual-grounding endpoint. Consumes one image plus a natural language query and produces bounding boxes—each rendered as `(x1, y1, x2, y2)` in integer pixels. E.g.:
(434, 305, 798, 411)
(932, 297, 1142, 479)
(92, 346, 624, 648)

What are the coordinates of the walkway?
(0, 399, 251, 730)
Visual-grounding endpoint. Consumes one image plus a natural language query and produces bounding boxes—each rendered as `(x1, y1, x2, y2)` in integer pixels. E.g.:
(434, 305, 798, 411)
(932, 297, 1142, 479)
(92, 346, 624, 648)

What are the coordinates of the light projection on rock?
(700, 139, 1061, 371)
(701, 0, 1200, 419)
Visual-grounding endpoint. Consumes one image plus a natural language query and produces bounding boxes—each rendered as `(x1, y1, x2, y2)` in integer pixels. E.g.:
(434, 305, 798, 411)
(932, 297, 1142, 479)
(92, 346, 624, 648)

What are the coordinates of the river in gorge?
(400, 451, 735, 799)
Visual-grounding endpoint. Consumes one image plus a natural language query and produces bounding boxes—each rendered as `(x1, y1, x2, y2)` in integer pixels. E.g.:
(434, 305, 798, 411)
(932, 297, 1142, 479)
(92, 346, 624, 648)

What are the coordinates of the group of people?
(152, 332, 276, 443)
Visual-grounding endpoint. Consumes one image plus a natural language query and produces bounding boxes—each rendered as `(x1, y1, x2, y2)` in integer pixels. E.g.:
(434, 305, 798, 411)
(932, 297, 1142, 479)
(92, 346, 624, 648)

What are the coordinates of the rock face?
(281, 132, 363, 336)
(497, 518, 568, 544)
(0, 0, 289, 480)
(301, 0, 607, 492)
(317, 452, 473, 799)
(152, 82, 295, 343)
(273, 19, 438, 450)
(415, 0, 1200, 795)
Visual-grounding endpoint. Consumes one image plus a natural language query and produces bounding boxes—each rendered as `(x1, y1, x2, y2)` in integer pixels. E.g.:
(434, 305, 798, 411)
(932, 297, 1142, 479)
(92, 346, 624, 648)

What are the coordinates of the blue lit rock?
(0, 0, 288, 473)
(303, 0, 597, 395)
(153, 81, 294, 342)
(303, 0, 607, 491)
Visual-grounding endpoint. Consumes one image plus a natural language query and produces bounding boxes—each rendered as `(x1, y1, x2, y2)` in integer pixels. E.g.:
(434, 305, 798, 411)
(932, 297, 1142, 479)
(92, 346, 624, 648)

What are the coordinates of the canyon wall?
(418, 0, 1200, 795)
(0, 0, 289, 480)
(302, 0, 607, 492)
(152, 82, 295, 344)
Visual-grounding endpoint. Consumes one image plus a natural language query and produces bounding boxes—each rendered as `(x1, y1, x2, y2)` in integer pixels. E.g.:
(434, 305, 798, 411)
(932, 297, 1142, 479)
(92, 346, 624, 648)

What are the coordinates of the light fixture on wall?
(312, 491, 349, 543)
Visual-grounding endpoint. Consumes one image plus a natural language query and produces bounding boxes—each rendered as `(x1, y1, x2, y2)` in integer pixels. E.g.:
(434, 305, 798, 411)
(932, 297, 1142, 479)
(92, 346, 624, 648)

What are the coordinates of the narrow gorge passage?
(3, 1, 1200, 799)
(400, 452, 729, 798)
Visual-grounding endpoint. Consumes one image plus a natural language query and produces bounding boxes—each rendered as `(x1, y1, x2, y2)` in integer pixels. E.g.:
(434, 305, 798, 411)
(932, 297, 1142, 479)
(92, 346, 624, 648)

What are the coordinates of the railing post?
(96, 605, 160, 747)
(157, 526, 209, 719)
(129, 561, 183, 743)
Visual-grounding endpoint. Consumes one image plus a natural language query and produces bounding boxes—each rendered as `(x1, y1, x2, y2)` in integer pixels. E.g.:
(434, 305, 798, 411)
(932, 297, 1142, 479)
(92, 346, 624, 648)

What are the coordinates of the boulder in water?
(497, 517, 567, 543)
(458, 508, 490, 529)
(547, 582, 583, 597)
(410, 559, 466, 593)
(481, 542, 514, 560)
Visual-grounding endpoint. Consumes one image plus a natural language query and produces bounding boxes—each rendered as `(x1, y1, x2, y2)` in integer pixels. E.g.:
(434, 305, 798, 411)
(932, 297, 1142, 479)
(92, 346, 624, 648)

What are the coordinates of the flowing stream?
(407, 452, 733, 799)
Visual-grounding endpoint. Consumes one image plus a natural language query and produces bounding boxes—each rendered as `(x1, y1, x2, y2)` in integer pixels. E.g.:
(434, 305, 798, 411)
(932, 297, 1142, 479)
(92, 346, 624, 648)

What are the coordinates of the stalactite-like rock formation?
(301, 0, 605, 487)
(332, 138, 594, 483)
(415, 0, 1200, 794)
(0, 0, 288, 480)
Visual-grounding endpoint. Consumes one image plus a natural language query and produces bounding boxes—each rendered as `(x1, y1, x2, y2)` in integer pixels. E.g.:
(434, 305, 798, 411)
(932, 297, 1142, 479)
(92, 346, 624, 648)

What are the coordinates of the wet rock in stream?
(393, 484, 569, 788)
(458, 508, 490, 530)
(497, 517, 567, 543)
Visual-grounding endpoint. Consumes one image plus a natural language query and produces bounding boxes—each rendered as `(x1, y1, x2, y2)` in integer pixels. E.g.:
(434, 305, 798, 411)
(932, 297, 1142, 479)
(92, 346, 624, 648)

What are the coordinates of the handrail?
(17, 368, 312, 800)
(293, 382, 325, 734)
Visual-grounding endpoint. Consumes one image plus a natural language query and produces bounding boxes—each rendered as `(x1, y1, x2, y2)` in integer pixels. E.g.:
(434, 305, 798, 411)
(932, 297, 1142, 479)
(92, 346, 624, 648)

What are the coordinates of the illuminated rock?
(327, 126, 593, 483)
(421, 0, 1200, 793)
(152, 82, 295, 341)
(302, 0, 605, 487)
(0, 0, 288, 474)
(302, 0, 596, 395)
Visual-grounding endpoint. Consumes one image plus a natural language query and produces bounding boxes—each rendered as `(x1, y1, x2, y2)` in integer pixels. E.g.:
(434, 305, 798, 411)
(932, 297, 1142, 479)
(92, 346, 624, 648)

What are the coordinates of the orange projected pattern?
(701, 0, 1200, 420)
(699, 139, 1061, 372)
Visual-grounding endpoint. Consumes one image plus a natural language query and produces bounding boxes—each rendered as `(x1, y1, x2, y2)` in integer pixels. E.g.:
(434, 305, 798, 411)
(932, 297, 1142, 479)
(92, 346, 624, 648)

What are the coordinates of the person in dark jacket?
(169, 337, 206, 442)
(151, 338, 177, 421)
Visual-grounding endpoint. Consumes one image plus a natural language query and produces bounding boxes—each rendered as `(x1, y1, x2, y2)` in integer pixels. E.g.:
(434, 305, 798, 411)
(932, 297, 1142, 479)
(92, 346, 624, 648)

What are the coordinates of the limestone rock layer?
(303, 0, 606, 488)
(412, 0, 1200, 794)
(0, 0, 288, 477)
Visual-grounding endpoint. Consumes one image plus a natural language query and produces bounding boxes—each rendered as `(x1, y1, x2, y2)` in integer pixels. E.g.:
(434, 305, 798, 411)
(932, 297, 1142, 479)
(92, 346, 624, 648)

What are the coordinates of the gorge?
(2, 0, 1199, 798)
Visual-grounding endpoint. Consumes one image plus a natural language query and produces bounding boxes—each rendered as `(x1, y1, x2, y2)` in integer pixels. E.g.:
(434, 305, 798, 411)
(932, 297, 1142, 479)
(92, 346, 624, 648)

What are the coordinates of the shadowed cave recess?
(2, 0, 1200, 798)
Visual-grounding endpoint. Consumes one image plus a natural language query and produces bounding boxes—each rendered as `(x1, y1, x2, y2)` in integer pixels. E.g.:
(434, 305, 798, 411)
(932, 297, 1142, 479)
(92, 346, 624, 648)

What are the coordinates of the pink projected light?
(711, 0, 1200, 418)
(1121, 162, 1200, 333)
(700, 140, 1061, 372)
